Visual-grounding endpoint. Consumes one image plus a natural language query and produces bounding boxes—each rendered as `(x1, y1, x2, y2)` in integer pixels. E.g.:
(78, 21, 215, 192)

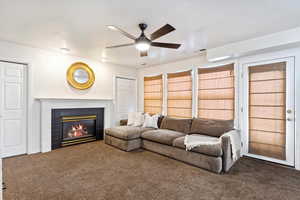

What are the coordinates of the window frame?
(196, 60, 239, 128)
(143, 73, 164, 115)
(166, 70, 193, 118)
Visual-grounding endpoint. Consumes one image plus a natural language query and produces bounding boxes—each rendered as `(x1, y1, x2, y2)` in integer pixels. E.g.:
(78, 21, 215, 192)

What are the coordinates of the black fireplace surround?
(51, 108, 104, 150)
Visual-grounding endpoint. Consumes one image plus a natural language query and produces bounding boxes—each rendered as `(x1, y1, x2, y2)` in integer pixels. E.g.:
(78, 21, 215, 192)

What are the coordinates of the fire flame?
(68, 124, 88, 137)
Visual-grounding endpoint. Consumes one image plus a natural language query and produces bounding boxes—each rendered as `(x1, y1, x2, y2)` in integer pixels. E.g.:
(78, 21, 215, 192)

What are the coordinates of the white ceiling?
(1, 0, 300, 67)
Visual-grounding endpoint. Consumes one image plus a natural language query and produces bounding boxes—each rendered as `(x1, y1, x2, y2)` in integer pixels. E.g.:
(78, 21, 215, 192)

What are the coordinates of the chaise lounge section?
(105, 126, 154, 151)
(105, 117, 240, 173)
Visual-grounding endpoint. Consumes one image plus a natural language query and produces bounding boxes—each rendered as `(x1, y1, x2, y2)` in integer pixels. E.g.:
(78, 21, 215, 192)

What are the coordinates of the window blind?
(167, 70, 192, 118)
(198, 64, 234, 120)
(144, 75, 163, 114)
(248, 62, 286, 160)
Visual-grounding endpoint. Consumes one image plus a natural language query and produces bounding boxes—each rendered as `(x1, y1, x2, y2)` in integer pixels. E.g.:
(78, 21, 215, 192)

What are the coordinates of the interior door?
(243, 57, 295, 166)
(115, 77, 137, 124)
(0, 61, 27, 158)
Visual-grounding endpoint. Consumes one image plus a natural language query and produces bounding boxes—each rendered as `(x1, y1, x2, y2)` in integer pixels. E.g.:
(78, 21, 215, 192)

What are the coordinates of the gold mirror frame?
(67, 62, 95, 90)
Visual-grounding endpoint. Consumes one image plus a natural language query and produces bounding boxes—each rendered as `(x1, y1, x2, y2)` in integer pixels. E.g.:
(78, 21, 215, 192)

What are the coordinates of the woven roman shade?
(198, 64, 235, 120)
(144, 75, 163, 114)
(167, 70, 192, 118)
(248, 62, 286, 160)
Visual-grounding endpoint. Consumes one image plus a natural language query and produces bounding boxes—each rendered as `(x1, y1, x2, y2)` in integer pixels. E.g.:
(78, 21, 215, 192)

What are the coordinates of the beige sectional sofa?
(105, 117, 240, 173)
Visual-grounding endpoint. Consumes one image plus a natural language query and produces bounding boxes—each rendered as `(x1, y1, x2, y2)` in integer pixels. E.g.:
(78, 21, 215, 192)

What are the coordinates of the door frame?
(113, 75, 137, 125)
(0, 60, 29, 157)
(241, 56, 295, 166)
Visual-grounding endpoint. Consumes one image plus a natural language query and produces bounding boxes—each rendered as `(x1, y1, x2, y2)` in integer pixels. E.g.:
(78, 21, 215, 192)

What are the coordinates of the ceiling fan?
(106, 23, 181, 57)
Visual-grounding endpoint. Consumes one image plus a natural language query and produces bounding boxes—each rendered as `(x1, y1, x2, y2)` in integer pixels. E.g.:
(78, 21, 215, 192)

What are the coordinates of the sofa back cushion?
(190, 118, 233, 137)
(160, 117, 192, 134)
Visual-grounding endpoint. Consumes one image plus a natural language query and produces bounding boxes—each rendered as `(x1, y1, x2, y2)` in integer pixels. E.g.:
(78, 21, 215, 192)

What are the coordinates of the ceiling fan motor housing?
(139, 23, 148, 31)
(136, 23, 151, 45)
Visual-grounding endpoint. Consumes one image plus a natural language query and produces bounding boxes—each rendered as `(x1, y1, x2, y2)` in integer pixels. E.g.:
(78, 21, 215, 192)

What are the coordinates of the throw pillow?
(133, 112, 144, 127)
(143, 114, 159, 128)
(127, 112, 144, 127)
(127, 112, 137, 126)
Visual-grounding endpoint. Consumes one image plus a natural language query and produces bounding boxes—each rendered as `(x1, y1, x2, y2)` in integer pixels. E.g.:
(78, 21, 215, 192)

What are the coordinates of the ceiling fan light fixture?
(135, 41, 150, 51)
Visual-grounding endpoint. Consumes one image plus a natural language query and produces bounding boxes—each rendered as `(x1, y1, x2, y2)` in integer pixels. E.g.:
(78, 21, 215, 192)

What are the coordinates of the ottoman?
(105, 126, 154, 151)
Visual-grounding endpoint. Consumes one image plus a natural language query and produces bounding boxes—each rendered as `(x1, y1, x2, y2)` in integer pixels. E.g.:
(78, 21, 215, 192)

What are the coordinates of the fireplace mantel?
(36, 97, 113, 101)
(37, 98, 112, 152)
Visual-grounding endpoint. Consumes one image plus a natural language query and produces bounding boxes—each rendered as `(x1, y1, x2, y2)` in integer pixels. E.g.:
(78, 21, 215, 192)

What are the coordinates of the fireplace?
(52, 108, 104, 149)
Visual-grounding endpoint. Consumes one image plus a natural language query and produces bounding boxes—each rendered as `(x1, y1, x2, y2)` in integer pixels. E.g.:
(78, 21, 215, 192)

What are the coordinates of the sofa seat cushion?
(105, 126, 154, 140)
(173, 134, 222, 157)
(141, 129, 185, 146)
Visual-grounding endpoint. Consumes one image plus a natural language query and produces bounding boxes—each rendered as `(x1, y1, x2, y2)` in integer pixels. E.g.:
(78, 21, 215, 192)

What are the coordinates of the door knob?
(287, 118, 292, 121)
(287, 109, 292, 114)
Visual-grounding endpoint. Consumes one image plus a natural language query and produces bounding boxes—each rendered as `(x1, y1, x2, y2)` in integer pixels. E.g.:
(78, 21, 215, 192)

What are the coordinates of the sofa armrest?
(120, 119, 128, 126)
(221, 130, 241, 172)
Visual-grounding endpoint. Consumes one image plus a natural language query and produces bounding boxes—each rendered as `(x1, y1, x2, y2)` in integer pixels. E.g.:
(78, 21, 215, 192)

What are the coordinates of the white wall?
(207, 27, 300, 61)
(0, 40, 137, 154)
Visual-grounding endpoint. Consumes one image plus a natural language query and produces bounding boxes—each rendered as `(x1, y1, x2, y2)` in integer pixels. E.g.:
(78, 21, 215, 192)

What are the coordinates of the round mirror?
(73, 69, 89, 84)
(67, 62, 95, 90)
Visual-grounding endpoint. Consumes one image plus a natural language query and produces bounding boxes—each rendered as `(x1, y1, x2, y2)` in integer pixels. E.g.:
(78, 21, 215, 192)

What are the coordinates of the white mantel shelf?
(35, 97, 113, 101)
(39, 98, 112, 153)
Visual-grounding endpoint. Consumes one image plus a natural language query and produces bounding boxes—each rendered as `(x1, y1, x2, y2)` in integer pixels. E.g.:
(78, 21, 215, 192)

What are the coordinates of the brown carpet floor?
(3, 141, 300, 200)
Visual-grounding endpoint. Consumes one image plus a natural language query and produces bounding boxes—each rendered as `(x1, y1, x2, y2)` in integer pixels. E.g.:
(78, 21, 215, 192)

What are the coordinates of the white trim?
(295, 51, 300, 170)
(241, 56, 295, 167)
(162, 73, 167, 115)
(0, 56, 37, 154)
(233, 61, 240, 130)
(113, 75, 137, 125)
(113, 75, 137, 106)
(0, 61, 29, 156)
(165, 68, 194, 75)
(38, 98, 111, 152)
(197, 59, 236, 69)
(245, 153, 294, 166)
(192, 68, 198, 118)
(143, 73, 163, 78)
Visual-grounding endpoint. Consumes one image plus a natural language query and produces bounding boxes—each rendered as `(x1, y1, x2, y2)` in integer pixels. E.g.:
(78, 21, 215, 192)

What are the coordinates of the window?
(144, 75, 163, 114)
(198, 64, 234, 120)
(167, 70, 192, 118)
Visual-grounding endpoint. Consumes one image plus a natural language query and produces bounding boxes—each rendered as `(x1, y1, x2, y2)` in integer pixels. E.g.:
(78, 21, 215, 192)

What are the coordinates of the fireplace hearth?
(52, 108, 104, 149)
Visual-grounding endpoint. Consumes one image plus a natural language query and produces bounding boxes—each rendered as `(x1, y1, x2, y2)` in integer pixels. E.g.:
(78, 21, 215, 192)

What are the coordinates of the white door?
(242, 57, 295, 166)
(115, 77, 137, 124)
(0, 61, 27, 158)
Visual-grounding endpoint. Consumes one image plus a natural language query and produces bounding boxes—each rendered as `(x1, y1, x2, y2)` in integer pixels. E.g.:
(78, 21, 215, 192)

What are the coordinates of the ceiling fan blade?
(150, 24, 175, 41)
(151, 42, 181, 49)
(140, 51, 148, 57)
(107, 25, 136, 40)
(106, 43, 135, 49)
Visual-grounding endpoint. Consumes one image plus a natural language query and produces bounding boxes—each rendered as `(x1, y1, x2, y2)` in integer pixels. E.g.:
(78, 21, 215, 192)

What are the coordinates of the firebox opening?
(62, 115, 96, 142)
(61, 115, 98, 147)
